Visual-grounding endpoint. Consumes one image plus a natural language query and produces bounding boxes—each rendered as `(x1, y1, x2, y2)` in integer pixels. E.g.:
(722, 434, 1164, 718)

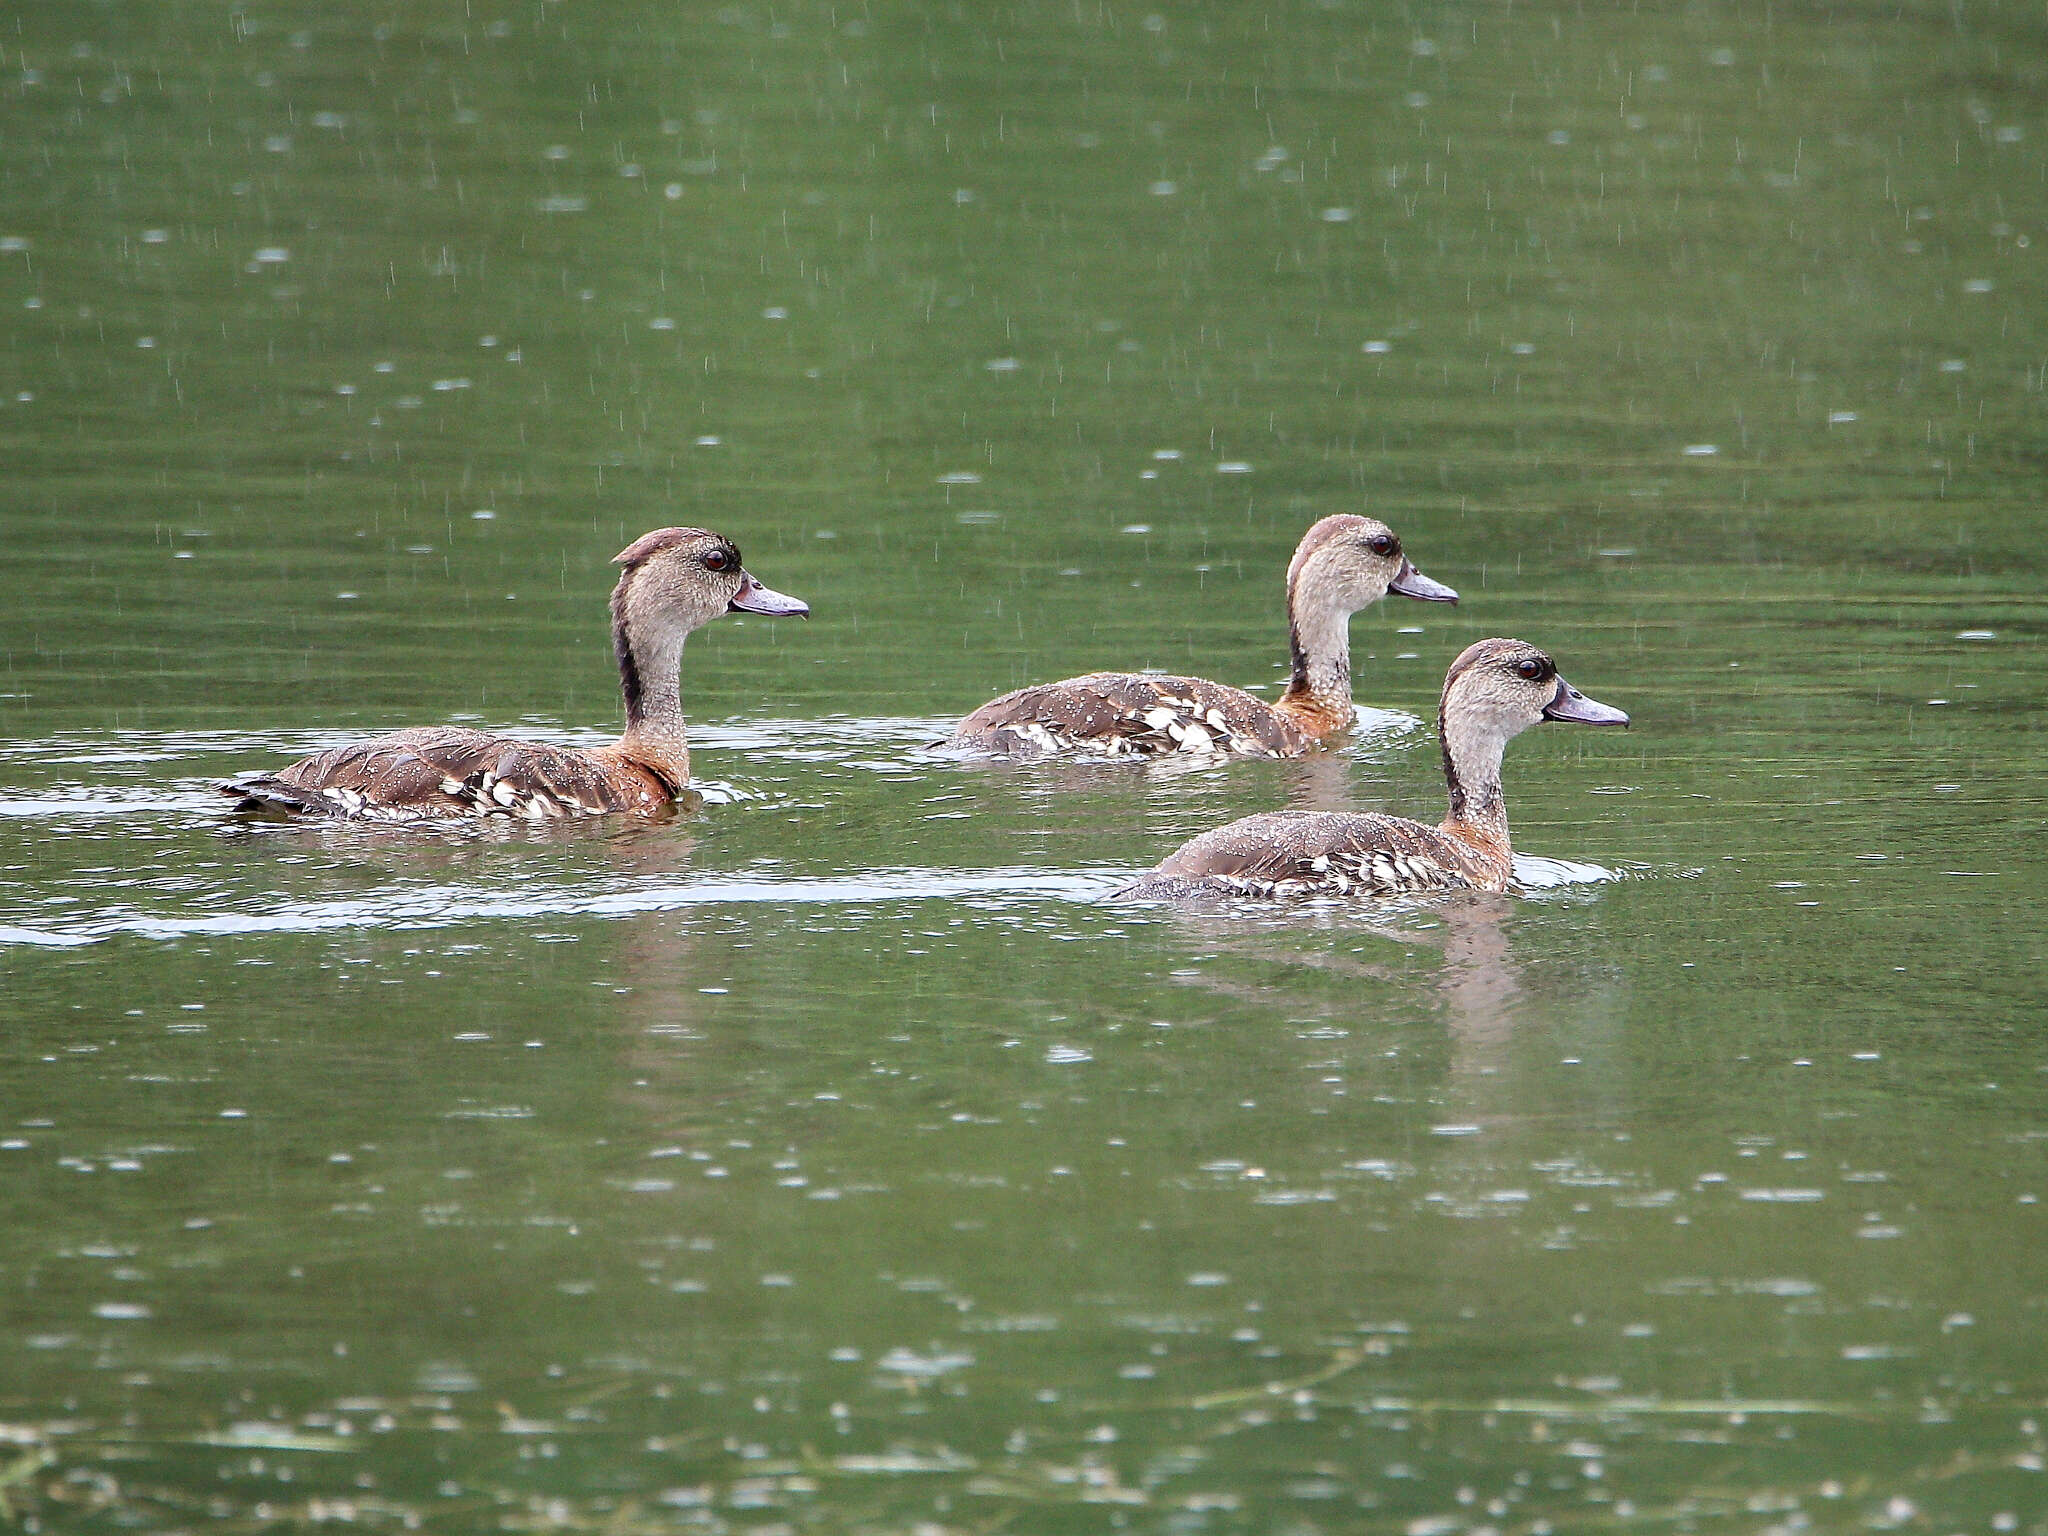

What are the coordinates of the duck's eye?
(1515, 657, 1548, 681)
(701, 549, 731, 572)
(1366, 533, 1397, 557)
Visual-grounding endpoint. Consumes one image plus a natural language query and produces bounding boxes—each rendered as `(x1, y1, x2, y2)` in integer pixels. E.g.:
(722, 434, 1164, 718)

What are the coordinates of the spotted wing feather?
(1114, 810, 1485, 901)
(952, 673, 1308, 758)
(220, 726, 669, 822)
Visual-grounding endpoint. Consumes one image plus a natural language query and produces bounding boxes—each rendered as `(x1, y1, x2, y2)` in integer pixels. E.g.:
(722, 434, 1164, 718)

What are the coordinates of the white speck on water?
(1597, 547, 1636, 558)
(699, 986, 728, 995)
(1940, 359, 1967, 372)
(536, 195, 586, 213)
(1148, 180, 1178, 196)
(1956, 629, 1996, 641)
(136, 336, 156, 349)
(431, 377, 470, 391)
(1411, 37, 1439, 56)
(694, 435, 722, 447)
(665, 183, 683, 200)
(0, 237, 28, 253)
(1120, 524, 1151, 535)
(1152, 448, 1182, 460)
(471, 509, 496, 520)
(1962, 278, 1995, 293)
(1406, 91, 1432, 108)
(1511, 341, 1535, 354)
(762, 307, 788, 320)
(252, 247, 289, 265)
(1186, 1272, 1229, 1286)
(649, 316, 676, 330)
(219, 1108, 247, 1119)
(1320, 206, 1355, 222)
(1547, 129, 1572, 146)
(1682, 443, 1719, 456)
(454, 1031, 490, 1041)
(1827, 410, 1858, 424)
(1707, 46, 1736, 66)
(1431, 1124, 1481, 1137)
(93, 1302, 151, 1320)
(984, 357, 1021, 372)
(1216, 461, 1252, 474)
(878, 1347, 973, 1377)
(937, 471, 982, 485)
(1363, 339, 1392, 353)
(1045, 1044, 1092, 1065)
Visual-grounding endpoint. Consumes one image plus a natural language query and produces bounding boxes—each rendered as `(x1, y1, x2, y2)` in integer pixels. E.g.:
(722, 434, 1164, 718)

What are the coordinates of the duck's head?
(611, 527, 809, 636)
(1441, 637, 1629, 747)
(1286, 514, 1457, 616)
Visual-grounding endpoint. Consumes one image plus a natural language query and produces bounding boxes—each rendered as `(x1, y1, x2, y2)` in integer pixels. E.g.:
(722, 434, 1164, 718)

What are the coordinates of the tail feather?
(218, 777, 323, 818)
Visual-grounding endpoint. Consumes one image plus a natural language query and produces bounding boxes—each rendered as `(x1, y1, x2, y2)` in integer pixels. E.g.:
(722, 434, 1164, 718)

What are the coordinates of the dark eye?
(1366, 533, 1397, 557)
(1515, 657, 1549, 682)
(701, 549, 730, 572)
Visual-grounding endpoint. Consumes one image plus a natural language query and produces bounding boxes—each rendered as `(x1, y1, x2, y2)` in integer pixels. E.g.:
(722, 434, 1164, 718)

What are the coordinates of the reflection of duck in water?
(222, 529, 807, 822)
(1113, 639, 1627, 901)
(949, 516, 1456, 759)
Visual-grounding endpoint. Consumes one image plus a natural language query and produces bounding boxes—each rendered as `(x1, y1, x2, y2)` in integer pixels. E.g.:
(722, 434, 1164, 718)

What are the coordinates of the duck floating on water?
(948, 515, 1456, 758)
(220, 527, 807, 821)
(1111, 638, 1627, 901)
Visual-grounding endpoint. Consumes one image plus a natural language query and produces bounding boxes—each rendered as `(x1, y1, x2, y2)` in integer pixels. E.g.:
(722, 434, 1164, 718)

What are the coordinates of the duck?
(1110, 638, 1627, 900)
(220, 527, 808, 821)
(947, 514, 1456, 758)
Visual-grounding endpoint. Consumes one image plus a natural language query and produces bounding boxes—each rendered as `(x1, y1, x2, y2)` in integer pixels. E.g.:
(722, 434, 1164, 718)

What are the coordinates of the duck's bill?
(1388, 560, 1459, 603)
(1544, 678, 1629, 726)
(730, 575, 810, 617)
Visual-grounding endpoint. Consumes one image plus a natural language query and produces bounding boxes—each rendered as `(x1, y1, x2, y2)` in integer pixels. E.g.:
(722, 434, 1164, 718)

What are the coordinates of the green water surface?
(3, 2, 2047, 1531)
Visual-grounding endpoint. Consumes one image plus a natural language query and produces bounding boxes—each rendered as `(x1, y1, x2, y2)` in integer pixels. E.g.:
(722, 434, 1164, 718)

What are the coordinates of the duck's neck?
(1272, 585, 1354, 742)
(1437, 710, 1512, 872)
(612, 605, 691, 790)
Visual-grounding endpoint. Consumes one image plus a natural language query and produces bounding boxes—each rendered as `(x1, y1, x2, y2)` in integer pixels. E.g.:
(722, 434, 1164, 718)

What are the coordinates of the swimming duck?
(948, 515, 1456, 758)
(220, 528, 807, 821)
(1111, 638, 1627, 900)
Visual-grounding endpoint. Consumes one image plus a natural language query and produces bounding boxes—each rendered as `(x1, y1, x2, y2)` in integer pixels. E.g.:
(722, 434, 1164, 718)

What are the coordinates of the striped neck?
(1274, 586, 1354, 741)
